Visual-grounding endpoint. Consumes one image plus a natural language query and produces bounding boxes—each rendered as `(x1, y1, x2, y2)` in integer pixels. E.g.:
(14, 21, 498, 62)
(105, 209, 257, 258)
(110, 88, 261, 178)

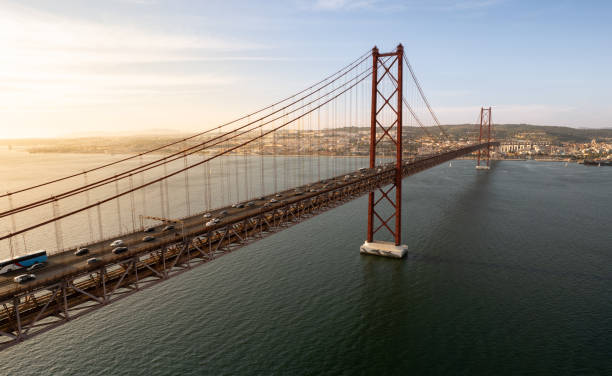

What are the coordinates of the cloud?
(432, 104, 580, 125)
(428, 0, 505, 11)
(0, 4, 269, 112)
(307, 0, 380, 11)
(0, 6, 264, 61)
(430, 89, 473, 97)
(111, 0, 159, 4)
(302, 0, 504, 12)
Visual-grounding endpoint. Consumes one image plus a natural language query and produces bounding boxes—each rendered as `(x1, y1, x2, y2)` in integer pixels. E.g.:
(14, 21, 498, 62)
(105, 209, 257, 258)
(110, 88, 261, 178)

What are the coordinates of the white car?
(110, 239, 124, 247)
(203, 213, 212, 218)
(28, 262, 46, 271)
(14, 274, 36, 284)
(206, 220, 216, 227)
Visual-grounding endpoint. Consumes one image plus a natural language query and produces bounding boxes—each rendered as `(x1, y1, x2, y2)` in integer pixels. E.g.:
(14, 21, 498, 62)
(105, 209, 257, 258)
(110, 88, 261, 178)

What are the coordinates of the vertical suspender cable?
(235, 144, 241, 204)
(273, 117, 278, 193)
(140, 156, 147, 219)
(283, 112, 288, 190)
(298, 116, 302, 187)
(260, 125, 264, 197)
(97, 203, 104, 241)
(52, 197, 63, 252)
(317, 107, 321, 181)
(184, 154, 191, 216)
(206, 160, 211, 212)
(159, 180, 166, 218)
(7, 193, 16, 235)
(242, 134, 246, 200)
(163, 163, 170, 218)
(115, 180, 122, 234)
(78, 178, 93, 245)
(9, 235, 15, 259)
(129, 174, 136, 232)
(201, 154, 207, 212)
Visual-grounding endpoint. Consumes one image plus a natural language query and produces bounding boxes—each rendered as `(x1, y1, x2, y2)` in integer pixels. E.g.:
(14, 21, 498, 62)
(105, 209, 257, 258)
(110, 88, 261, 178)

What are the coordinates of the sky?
(0, 0, 611, 138)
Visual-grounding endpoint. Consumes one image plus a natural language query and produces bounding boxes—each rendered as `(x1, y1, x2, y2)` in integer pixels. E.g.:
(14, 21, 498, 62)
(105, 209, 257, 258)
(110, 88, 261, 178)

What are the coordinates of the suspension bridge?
(0, 44, 497, 350)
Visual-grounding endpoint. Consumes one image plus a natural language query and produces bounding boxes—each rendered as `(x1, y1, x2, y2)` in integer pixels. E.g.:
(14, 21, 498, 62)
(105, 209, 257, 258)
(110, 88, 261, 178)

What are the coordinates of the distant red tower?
(476, 107, 492, 170)
(360, 44, 407, 258)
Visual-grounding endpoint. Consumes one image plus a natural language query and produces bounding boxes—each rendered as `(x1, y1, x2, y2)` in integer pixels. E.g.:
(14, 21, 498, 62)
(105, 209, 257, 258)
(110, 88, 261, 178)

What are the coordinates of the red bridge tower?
(360, 44, 408, 258)
(476, 107, 493, 170)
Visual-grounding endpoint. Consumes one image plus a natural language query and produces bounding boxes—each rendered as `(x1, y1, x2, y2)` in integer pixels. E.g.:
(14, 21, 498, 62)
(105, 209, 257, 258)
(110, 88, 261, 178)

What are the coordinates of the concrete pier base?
(360, 241, 407, 258)
(475, 165, 490, 170)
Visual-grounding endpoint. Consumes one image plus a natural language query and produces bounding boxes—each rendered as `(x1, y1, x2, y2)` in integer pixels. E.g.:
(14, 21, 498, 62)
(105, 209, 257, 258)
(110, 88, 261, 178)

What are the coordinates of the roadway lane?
(0, 168, 376, 295)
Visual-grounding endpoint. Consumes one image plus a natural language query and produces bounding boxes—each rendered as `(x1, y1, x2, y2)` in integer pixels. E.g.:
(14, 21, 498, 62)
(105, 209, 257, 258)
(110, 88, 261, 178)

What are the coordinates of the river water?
(1, 151, 611, 375)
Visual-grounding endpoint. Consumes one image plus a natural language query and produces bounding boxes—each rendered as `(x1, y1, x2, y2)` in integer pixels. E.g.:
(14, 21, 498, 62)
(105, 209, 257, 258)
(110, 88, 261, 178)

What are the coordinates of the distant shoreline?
(3, 147, 582, 163)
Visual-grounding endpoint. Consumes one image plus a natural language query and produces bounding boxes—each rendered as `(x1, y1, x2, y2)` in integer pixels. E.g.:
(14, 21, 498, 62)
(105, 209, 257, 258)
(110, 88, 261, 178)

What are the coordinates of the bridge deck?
(0, 142, 497, 350)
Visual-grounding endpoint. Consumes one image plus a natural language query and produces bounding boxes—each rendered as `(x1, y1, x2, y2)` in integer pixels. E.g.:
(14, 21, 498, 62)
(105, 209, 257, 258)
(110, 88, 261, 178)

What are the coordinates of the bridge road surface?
(0, 166, 378, 296)
(0, 143, 498, 298)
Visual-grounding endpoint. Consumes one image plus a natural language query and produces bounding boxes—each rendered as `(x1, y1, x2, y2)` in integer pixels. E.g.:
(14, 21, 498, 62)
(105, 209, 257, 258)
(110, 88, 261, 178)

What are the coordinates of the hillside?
(337, 124, 612, 143)
(438, 124, 612, 143)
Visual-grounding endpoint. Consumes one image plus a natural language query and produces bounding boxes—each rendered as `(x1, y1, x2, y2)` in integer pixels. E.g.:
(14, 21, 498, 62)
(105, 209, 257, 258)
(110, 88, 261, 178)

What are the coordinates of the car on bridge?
(142, 236, 155, 242)
(14, 274, 36, 284)
(74, 247, 89, 256)
(110, 239, 124, 247)
(144, 227, 156, 233)
(162, 225, 175, 231)
(112, 246, 128, 255)
(203, 213, 212, 218)
(27, 262, 46, 271)
(87, 257, 100, 264)
(206, 218, 220, 227)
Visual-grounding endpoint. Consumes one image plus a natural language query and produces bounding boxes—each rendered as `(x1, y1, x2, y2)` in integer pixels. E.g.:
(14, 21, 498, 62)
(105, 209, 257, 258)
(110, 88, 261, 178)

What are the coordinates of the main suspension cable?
(1, 49, 372, 199)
